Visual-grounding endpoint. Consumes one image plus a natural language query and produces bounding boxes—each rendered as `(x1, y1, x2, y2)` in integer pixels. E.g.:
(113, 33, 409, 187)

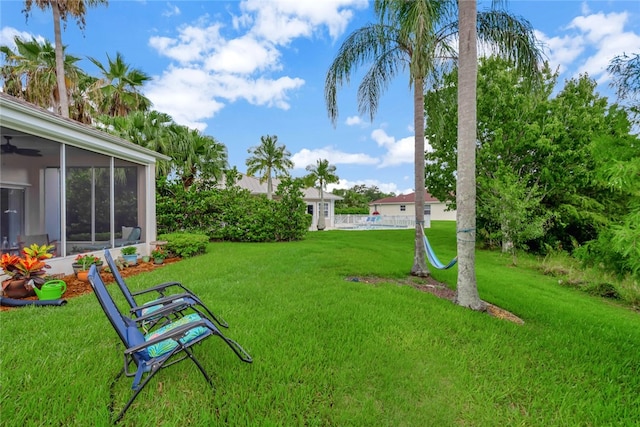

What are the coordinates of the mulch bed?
(0, 257, 182, 311)
(346, 275, 524, 324)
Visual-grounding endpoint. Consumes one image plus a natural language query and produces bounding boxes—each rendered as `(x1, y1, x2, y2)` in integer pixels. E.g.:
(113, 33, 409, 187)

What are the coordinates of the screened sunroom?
(0, 93, 168, 275)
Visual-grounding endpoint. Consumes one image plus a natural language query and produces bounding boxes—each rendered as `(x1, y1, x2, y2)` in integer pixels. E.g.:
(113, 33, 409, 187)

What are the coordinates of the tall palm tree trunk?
(318, 188, 326, 230)
(455, 0, 484, 310)
(411, 77, 429, 277)
(52, 1, 69, 118)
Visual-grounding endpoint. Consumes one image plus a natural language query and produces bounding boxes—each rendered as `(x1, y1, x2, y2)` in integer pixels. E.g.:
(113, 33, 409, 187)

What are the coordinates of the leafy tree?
(607, 52, 639, 126)
(246, 135, 293, 200)
(574, 106, 640, 280)
(326, 0, 541, 285)
(607, 52, 639, 103)
(156, 180, 308, 242)
(333, 184, 394, 213)
(23, 0, 108, 118)
(426, 57, 638, 281)
(478, 165, 549, 264)
(88, 51, 151, 117)
(305, 159, 339, 230)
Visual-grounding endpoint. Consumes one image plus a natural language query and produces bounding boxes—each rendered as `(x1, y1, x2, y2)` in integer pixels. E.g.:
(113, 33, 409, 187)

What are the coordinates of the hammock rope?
(419, 224, 458, 270)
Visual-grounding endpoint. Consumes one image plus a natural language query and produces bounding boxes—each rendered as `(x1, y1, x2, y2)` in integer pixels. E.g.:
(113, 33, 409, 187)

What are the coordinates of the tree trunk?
(317, 188, 326, 230)
(455, 0, 485, 310)
(52, 2, 69, 118)
(411, 77, 430, 277)
(267, 175, 273, 200)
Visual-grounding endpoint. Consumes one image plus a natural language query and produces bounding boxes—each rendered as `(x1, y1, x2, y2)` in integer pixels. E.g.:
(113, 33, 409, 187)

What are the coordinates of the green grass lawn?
(1, 222, 638, 426)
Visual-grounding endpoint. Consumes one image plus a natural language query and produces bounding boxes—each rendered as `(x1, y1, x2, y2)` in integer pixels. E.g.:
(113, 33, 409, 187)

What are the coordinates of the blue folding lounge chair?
(103, 250, 229, 328)
(87, 265, 252, 424)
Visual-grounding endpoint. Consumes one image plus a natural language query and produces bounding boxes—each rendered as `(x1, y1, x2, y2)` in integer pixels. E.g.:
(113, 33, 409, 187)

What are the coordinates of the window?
(0, 187, 25, 250)
(320, 202, 329, 217)
(424, 204, 431, 216)
(65, 146, 145, 254)
(400, 205, 406, 212)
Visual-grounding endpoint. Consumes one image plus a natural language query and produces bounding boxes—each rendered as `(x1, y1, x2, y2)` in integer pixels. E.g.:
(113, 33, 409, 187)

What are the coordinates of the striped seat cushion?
(140, 298, 185, 317)
(144, 313, 208, 357)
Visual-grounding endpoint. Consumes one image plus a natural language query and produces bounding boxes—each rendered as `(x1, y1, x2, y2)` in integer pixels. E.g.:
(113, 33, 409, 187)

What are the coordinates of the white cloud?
(568, 11, 628, 45)
(144, 0, 366, 129)
(536, 10, 640, 86)
(535, 30, 585, 74)
(162, 3, 181, 18)
(149, 23, 225, 64)
(345, 115, 364, 126)
(0, 27, 45, 49)
(204, 35, 281, 74)
(370, 129, 418, 168)
(239, 0, 368, 44)
(291, 146, 379, 169)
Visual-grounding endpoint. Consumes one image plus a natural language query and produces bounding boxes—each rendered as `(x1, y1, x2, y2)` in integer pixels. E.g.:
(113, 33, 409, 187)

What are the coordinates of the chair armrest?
(124, 320, 212, 355)
(130, 300, 194, 323)
(131, 281, 195, 297)
(130, 293, 197, 314)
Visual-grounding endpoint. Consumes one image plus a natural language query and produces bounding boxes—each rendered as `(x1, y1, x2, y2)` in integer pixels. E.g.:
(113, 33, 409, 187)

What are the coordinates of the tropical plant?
(151, 248, 166, 260)
(172, 127, 228, 190)
(304, 158, 339, 231)
(121, 246, 137, 256)
(87, 51, 151, 117)
(325, 0, 542, 307)
(23, 0, 109, 118)
(0, 36, 82, 110)
(74, 254, 101, 270)
(246, 135, 294, 200)
(0, 244, 52, 286)
(22, 243, 55, 260)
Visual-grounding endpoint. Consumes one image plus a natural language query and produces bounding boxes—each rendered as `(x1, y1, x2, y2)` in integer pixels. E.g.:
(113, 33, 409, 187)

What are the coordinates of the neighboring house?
(235, 174, 343, 230)
(369, 191, 456, 221)
(0, 93, 169, 275)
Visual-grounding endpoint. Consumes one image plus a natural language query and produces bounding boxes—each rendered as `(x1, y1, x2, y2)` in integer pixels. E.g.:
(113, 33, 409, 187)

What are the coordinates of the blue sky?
(1, 0, 639, 194)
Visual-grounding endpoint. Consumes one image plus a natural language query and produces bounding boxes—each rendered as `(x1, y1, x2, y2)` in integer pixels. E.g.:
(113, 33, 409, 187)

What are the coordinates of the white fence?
(333, 215, 430, 230)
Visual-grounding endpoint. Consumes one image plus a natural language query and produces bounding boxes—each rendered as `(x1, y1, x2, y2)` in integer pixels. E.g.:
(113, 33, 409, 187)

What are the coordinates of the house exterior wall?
(370, 202, 456, 221)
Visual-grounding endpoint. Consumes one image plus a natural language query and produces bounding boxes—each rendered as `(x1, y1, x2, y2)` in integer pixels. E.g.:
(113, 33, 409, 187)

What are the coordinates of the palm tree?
(325, 0, 542, 297)
(246, 135, 294, 200)
(455, 0, 482, 309)
(23, 0, 108, 118)
(173, 127, 228, 190)
(0, 36, 82, 111)
(88, 52, 151, 117)
(305, 159, 339, 231)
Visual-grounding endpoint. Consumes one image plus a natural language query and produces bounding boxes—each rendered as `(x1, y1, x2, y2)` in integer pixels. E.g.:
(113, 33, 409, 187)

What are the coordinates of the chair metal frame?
(87, 265, 252, 424)
(103, 249, 229, 328)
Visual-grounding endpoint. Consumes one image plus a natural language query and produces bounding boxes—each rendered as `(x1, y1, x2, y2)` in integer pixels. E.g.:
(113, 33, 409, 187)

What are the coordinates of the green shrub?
(335, 207, 369, 215)
(120, 246, 137, 255)
(156, 179, 309, 242)
(586, 282, 621, 299)
(157, 232, 209, 258)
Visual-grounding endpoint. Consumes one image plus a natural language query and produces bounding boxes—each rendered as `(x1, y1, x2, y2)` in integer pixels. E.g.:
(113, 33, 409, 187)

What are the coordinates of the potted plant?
(72, 254, 102, 272)
(73, 254, 102, 281)
(0, 244, 53, 298)
(151, 247, 167, 265)
(121, 246, 138, 265)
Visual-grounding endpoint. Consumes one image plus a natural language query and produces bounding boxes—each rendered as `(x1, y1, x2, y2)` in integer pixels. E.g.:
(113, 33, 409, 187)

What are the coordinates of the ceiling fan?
(1, 135, 42, 157)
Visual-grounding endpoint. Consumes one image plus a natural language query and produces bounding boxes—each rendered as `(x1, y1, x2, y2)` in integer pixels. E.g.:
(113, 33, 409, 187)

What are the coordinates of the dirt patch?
(0, 257, 182, 311)
(346, 275, 524, 324)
